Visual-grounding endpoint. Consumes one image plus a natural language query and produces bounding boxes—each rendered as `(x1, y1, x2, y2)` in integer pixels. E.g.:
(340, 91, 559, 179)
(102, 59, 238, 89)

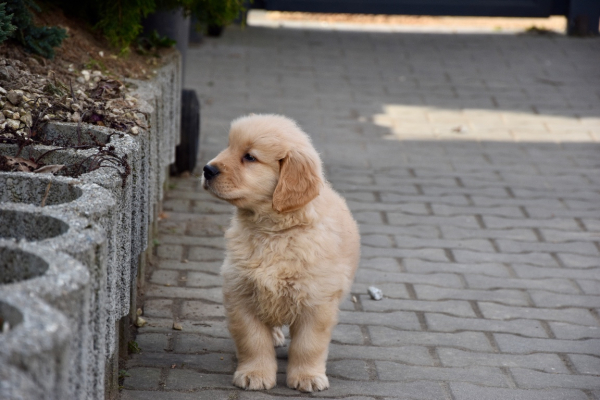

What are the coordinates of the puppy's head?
(202, 114, 323, 213)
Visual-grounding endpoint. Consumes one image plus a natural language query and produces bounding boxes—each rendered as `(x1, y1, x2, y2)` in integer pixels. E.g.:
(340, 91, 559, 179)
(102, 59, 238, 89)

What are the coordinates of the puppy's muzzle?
(203, 164, 220, 181)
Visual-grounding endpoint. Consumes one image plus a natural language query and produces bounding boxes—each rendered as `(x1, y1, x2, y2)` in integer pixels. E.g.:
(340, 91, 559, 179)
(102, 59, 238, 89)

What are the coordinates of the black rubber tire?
(173, 89, 200, 174)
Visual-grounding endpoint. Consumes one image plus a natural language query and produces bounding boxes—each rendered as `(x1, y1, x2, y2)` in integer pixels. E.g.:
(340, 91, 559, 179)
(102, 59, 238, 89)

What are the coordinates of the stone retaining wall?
(0, 53, 182, 400)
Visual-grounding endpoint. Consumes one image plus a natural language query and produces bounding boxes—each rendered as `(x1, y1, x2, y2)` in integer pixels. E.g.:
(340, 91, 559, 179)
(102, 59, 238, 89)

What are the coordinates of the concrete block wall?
(0, 52, 182, 400)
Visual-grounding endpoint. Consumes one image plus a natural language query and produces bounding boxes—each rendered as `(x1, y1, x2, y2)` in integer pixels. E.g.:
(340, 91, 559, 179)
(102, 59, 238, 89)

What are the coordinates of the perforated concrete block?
(0, 243, 87, 399)
(0, 53, 182, 400)
(0, 291, 71, 400)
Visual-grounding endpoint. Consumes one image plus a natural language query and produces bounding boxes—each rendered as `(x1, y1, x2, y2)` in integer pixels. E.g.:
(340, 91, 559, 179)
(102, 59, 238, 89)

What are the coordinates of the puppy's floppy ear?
(272, 149, 322, 213)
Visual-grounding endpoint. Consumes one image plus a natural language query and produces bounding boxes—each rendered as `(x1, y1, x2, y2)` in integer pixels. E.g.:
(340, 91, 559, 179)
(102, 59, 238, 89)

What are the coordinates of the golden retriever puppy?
(202, 114, 360, 392)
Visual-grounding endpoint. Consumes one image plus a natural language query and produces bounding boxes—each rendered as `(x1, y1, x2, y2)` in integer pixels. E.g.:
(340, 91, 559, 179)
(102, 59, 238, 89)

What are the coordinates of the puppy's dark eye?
(243, 153, 256, 162)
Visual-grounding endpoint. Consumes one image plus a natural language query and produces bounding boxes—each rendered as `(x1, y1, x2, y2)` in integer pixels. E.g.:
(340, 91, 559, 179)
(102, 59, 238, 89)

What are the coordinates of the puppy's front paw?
(287, 373, 329, 392)
(272, 326, 285, 347)
(233, 369, 276, 390)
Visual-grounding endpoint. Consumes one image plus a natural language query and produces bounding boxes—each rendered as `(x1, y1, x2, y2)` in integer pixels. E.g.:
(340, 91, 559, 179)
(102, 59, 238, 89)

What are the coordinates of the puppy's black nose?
(203, 164, 220, 180)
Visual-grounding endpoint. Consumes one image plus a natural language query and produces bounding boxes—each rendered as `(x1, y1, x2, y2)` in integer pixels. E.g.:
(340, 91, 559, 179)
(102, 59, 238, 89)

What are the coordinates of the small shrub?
(94, 0, 155, 52)
(0, 2, 17, 44)
(4, 0, 67, 59)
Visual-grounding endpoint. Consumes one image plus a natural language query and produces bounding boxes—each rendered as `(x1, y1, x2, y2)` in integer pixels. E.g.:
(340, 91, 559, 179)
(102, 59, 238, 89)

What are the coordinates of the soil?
(0, 5, 171, 178)
(0, 4, 172, 85)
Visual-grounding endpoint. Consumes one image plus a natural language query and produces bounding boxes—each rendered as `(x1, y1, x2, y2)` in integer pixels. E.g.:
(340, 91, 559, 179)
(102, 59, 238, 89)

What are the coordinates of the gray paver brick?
(159, 260, 222, 273)
(145, 285, 223, 303)
(159, 235, 226, 249)
(494, 334, 600, 355)
(173, 335, 236, 354)
(332, 324, 365, 345)
(328, 344, 433, 365)
(512, 264, 600, 280)
(188, 246, 226, 261)
(479, 302, 599, 326)
(568, 354, 600, 375)
(355, 270, 461, 287)
(454, 249, 559, 267)
(141, 318, 229, 337)
(361, 298, 476, 317)
(165, 369, 231, 390)
(557, 253, 600, 268)
(181, 301, 226, 319)
(327, 360, 371, 380)
(163, 199, 191, 212)
(273, 378, 447, 399)
(540, 228, 600, 243)
(351, 284, 411, 299)
(122, 390, 239, 400)
(449, 382, 589, 400)
(526, 207, 600, 219)
(157, 244, 184, 260)
(395, 236, 496, 252)
(465, 275, 578, 293)
(440, 225, 538, 241)
(496, 239, 600, 256)
(578, 279, 600, 295)
(361, 234, 395, 248)
(360, 257, 401, 272)
(150, 269, 180, 286)
(381, 193, 469, 206)
(142, 299, 174, 318)
(423, 186, 508, 198)
(437, 348, 570, 374)
(530, 291, 600, 308)
(511, 368, 600, 390)
(483, 216, 580, 230)
(122, 367, 161, 390)
(349, 201, 429, 215)
(414, 284, 531, 306)
(403, 259, 511, 277)
(135, 333, 169, 353)
(339, 310, 421, 330)
(425, 314, 548, 338)
(376, 363, 507, 386)
(130, 352, 235, 373)
(548, 322, 600, 340)
(470, 195, 564, 209)
(432, 204, 524, 218)
(186, 271, 223, 287)
(387, 214, 481, 228)
(359, 223, 440, 238)
(369, 326, 493, 351)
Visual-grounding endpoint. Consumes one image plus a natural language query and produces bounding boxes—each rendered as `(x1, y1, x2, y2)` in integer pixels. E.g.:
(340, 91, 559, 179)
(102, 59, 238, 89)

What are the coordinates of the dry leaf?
(1, 155, 38, 172)
(34, 164, 64, 174)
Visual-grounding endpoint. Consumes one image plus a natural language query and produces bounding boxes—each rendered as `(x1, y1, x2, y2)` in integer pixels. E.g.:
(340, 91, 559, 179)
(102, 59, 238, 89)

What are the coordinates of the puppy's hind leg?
(287, 305, 337, 392)
(228, 306, 277, 390)
(272, 326, 286, 347)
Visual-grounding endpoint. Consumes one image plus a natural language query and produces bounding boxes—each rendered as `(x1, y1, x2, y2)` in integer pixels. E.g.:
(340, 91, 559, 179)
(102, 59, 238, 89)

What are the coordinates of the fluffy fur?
(202, 114, 360, 392)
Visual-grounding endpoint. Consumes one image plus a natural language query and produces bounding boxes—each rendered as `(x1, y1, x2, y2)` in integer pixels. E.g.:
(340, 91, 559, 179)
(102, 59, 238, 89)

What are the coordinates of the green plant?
(127, 340, 141, 354)
(4, 0, 67, 58)
(118, 369, 131, 379)
(57, 0, 246, 52)
(167, 0, 246, 30)
(94, 0, 156, 53)
(136, 29, 176, 56)
(0, 2, 16, 44)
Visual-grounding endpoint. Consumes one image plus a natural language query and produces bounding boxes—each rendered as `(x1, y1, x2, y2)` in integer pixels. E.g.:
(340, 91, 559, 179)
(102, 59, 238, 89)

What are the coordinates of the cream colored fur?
(202, 114, 360, 392)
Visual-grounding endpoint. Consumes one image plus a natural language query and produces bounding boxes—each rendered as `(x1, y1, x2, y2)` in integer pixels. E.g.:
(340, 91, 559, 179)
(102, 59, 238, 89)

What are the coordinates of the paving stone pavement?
(121, 23, 600, 400)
